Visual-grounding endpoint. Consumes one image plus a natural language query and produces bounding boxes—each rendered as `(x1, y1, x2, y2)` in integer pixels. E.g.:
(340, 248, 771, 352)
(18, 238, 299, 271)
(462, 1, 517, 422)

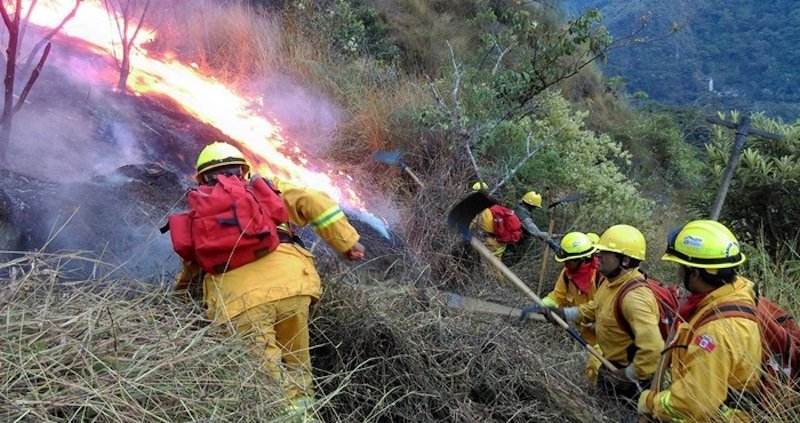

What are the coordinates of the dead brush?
(330, 81, 431, 166)
(0, 250, 635, 422)
(0, 251, 292, 422)
(310, 276, 631, 422)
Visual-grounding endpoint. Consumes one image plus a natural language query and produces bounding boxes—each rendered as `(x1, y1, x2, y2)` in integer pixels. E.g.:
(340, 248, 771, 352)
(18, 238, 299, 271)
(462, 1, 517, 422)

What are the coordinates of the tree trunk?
(0, 22, 19, 164)
(117, 49, 130, 92)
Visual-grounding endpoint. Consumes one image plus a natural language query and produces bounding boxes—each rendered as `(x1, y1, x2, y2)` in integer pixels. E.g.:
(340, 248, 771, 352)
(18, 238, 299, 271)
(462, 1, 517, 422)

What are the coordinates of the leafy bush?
(286, 0, 400, 64)
(696, 112, 800, 254)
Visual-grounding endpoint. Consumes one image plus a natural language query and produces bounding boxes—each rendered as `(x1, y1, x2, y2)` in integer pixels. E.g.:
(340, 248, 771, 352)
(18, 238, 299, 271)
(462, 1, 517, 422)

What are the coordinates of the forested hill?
(564, 0, 800, 120)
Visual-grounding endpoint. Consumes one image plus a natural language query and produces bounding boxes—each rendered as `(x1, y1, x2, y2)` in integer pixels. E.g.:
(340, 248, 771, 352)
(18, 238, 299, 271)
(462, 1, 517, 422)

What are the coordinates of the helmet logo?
(724, 242, 739, 257)
(682, 235, 703, 249)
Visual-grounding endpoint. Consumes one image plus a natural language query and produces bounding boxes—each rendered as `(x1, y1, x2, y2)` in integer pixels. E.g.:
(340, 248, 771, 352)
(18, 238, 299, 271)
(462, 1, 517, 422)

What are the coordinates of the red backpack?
(489, 205, 522, 243)
(693, 297, 800, 388)
(166, 175, 290, 274)
(614, 277, 681, 342)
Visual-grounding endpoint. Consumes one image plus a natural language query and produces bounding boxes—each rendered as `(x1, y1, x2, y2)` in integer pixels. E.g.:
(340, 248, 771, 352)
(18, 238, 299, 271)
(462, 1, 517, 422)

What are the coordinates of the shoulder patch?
(694, 334, 716, 352)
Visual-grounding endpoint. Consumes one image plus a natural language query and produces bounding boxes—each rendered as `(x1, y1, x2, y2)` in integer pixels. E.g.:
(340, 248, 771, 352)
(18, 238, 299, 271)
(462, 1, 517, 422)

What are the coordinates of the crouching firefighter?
(167, 141, 365, 420)
(637, 220, 761, 422)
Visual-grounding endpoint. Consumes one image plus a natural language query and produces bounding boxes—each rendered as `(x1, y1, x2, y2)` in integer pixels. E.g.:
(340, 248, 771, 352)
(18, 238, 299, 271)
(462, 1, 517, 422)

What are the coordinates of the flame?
(24, 0, 365, 209)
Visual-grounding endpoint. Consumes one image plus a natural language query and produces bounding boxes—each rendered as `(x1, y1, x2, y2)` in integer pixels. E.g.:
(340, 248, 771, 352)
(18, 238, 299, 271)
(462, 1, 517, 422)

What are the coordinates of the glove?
(541, 306, 567, 325)
(546, 239, 562, 253)
(637, 389, 653, 416)
(519, 304, 543, 322)
(344, 242, 365, 261)
(597, 365, 645, 398)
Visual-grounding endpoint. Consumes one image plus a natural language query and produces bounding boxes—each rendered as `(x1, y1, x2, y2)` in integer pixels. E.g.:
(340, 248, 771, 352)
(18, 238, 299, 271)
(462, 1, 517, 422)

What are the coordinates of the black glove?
(597, 366, 648, 399)
(541, 306, 566, 325)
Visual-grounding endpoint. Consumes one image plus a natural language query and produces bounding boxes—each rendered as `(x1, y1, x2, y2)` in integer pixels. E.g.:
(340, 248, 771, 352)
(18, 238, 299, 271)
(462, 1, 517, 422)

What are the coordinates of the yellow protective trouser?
(483, 238, 507, 285)
(585, 344, 603, 384)
(232, 296, 314, 401)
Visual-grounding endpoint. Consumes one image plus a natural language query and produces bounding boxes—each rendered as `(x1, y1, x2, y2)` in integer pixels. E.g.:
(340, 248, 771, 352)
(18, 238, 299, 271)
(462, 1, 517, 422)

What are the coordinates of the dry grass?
(1, 250, 634, 422)
(1, 252, 286, 422)
(330, 80, 430, 165)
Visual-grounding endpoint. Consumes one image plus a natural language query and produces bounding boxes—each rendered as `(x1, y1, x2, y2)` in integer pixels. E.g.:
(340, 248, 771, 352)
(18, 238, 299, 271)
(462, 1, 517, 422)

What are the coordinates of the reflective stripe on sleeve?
(660, 392, 685, 422)
(310, 205, 344, 230)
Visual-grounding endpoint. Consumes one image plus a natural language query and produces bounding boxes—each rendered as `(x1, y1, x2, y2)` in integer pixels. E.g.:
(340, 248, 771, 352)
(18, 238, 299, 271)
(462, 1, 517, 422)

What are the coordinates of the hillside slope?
(565, 0, 800, 119)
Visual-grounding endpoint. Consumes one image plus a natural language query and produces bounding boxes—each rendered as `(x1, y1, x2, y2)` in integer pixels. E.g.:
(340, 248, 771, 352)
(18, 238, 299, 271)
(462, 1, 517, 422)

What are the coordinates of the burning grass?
(1, 251, 633, 422)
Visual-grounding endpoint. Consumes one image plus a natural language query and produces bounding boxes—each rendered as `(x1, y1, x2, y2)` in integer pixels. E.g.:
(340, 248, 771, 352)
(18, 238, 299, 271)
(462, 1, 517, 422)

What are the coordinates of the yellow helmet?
(661, 220, 745, 269)
(471, 181, 488, 191)
(555, 232, 597, 262)
(594, 224, 646, 260)
(586, 232, 600, 243)
(521, 191, 543, 208)
(195, 141, 250, 181)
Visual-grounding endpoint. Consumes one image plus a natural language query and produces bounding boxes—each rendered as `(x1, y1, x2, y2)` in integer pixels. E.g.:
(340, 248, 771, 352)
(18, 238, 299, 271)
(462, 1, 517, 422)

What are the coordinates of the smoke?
(7, 29, 146, 182)
(256, 74, 343, 159)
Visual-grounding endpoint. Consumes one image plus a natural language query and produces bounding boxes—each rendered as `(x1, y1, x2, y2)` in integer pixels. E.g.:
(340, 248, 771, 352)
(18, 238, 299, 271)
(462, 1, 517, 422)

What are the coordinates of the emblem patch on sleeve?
(694, 334, 716, 352)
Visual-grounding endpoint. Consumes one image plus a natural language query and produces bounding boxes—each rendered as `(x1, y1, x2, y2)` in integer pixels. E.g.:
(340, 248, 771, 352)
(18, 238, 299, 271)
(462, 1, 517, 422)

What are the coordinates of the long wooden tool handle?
(536, 217, 557, 295)
(402, 166, 425, 189)
(470, 237, 617, 371)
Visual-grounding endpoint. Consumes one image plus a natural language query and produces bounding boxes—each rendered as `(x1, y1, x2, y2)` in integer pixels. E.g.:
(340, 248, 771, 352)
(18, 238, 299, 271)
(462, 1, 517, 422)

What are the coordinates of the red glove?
(344, 242, 365, 261)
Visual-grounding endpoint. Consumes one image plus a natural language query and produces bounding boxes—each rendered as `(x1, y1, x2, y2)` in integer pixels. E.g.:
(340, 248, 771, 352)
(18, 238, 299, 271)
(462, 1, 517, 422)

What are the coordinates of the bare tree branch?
(491, 43, 510, 76)
(18, 0, 38, 44)
(489, 124, 566, 196)
(0, 4, 12, 29)
(15, 42, 50, 113)
(20, 0, 80, 81)
(128, 0, 150, 51)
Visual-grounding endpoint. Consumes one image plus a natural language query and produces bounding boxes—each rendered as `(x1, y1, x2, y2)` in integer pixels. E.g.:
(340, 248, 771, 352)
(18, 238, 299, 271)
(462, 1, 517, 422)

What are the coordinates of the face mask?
(565, 261, 581, 272)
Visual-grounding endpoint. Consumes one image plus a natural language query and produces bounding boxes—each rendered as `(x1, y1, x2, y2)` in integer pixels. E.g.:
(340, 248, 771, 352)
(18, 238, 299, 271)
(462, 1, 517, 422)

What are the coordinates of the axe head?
(447, 191, 496, 239)
(372, 150, 404, 166)
(548, 193, 585, 209)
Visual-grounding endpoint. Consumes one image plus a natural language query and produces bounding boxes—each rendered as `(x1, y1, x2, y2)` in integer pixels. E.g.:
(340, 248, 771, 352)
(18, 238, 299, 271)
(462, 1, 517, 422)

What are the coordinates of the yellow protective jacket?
(175, 177, 360, 321)
(543, 267, 600, 344)
(543, 268, 600, 308)
(642, 277, 761, 422)
(475, 208, 505, 257)
(577, 269, 663, 380)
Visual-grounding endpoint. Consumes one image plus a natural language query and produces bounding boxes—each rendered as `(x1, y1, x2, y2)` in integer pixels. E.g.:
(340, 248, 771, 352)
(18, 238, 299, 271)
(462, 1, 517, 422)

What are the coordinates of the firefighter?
(470, 181, 507, 260)
(521, 232, 603, 380)
(543, 224, 663, 398)
(637, 220, 761, 422)
(173, 141, 365, 420)
(513, 191, 550, 241)
(524, 232, 602, 343)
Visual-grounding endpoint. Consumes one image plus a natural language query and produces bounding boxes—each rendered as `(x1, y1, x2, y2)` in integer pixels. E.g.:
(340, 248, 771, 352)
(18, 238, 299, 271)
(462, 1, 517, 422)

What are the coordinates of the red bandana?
(679, 292, 710, 321)
(565, 256, 598, 295)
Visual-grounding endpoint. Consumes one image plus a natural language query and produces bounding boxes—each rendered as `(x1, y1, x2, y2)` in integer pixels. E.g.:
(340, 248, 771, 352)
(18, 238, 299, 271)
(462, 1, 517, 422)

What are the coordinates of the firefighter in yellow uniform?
(544, 225, 663, 398)
(637, 220, 761, 422)
(174, 142, 365, 421)
(523, 232, 604, 381)
(468, 182, 509, 286)
(538, 232, 602, 343)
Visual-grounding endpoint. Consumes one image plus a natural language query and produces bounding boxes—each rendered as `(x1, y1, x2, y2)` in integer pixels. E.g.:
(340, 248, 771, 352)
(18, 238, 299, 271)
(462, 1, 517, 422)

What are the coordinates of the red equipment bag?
(489, 204, 523, 244)
(166, 175, 290, 274)
(614, 277, 681, 342)
(694, 297, 800, 388)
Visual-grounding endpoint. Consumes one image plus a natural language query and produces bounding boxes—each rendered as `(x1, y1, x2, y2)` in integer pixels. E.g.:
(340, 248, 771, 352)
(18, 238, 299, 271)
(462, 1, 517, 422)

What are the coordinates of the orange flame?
(25, 0, 364, 208)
